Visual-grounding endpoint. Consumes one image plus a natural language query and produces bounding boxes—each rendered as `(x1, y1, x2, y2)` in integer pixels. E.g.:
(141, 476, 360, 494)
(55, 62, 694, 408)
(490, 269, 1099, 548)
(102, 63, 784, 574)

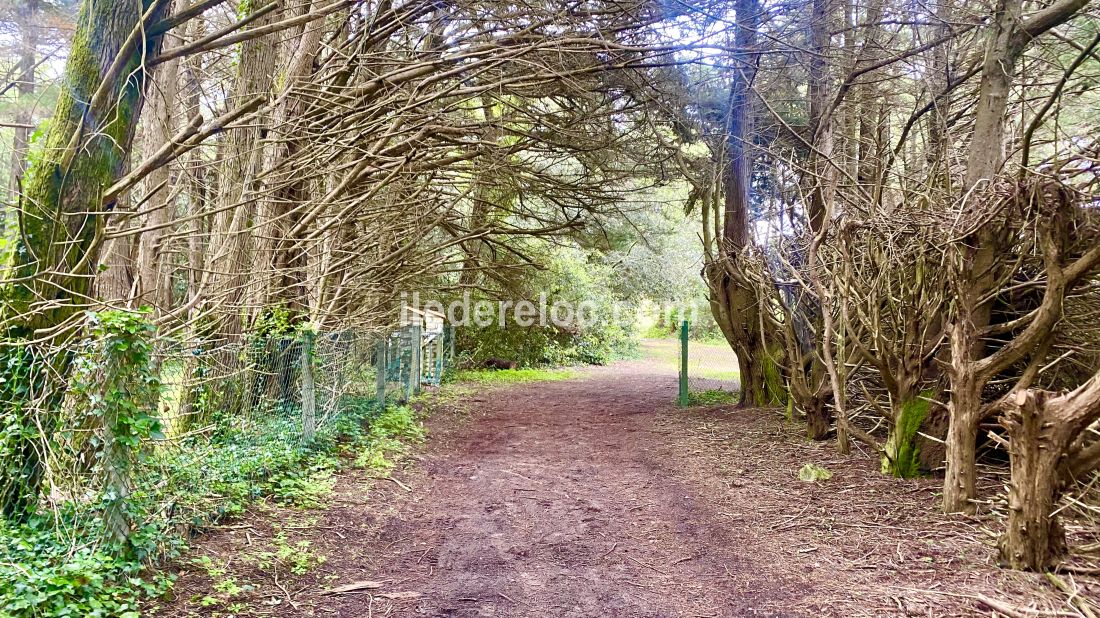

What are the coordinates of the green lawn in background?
(641, 338, 740, 382)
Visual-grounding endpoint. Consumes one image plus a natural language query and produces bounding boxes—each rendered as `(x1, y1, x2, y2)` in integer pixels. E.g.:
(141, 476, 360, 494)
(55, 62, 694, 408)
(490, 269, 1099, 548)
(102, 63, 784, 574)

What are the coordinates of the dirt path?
(349, 362, 799, 617)
(159, 354, 1096, 617)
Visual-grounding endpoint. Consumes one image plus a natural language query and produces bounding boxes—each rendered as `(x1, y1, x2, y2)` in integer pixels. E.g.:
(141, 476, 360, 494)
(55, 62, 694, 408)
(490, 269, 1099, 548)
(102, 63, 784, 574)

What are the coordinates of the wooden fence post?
(376, 337, 387, 409)
(301, 330, 316, 442)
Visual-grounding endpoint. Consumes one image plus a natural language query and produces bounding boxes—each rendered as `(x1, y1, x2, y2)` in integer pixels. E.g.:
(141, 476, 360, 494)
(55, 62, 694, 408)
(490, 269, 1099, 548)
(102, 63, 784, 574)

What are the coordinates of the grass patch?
(452, 367, 578, 385)
(687, 389, 738, 406)
(642, 338, 740, 383)
(692, 368, 740, 381)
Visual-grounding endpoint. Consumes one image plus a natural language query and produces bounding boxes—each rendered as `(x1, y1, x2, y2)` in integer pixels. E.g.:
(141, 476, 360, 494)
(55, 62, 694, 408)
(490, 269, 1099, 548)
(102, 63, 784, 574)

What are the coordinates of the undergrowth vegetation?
(686, 389, 738, 407)
(0, 388, 425, 618)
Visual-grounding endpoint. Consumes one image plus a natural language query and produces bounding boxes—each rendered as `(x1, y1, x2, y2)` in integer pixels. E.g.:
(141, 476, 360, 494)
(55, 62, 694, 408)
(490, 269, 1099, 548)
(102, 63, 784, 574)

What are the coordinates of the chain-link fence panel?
(675, 321, 741, 405)
(6, 320, 454, 553)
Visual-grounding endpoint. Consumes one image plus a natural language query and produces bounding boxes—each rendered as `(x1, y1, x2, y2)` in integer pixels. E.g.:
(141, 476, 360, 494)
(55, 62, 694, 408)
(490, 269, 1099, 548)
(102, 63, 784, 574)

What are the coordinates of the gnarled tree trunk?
(943, 0, 1090, 514)
(999, 375, 1100, 570)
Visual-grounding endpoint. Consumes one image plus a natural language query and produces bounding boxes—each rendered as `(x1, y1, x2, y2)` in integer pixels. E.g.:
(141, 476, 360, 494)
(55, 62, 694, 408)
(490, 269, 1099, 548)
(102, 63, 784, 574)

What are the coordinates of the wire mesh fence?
(675, 321, 741, 405)
(6, 319, 454, 553)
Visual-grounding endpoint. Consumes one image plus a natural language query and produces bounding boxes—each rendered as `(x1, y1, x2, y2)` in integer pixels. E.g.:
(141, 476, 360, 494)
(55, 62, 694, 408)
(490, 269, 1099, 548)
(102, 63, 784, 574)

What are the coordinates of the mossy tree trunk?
(707, 267, 787, 408)
(881, 390, 933, 478)
(0, 0, 169, 519)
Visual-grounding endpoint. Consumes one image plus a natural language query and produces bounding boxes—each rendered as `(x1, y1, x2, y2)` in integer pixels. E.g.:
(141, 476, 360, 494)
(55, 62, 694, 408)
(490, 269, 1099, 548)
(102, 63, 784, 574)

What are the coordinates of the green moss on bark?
(9, 0, 162, 329)
(761, 351, 787, 406)
(881, 390, 933, 478)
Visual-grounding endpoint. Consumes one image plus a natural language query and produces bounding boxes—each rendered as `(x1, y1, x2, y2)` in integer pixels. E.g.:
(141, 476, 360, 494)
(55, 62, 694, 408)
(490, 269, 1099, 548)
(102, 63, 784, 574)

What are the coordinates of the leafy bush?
(450, 244, 638, 368)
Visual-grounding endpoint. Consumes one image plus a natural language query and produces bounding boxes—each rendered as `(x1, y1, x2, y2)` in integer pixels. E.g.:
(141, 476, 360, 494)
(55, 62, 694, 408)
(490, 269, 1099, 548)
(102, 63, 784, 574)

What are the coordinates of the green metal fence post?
(679, 320, 689, 406)
(434, 331, 444, 384)
(375, 337, 387, 409)
(422, 334, 433, 385)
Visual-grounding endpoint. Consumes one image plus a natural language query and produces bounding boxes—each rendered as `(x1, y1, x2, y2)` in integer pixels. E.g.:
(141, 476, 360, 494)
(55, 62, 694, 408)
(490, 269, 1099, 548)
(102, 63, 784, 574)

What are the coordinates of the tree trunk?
(208, 0, 278, 337)
(882, 391, 933, 478)
(181, 15, 206, 309)
(924, 0, 954, 177)
(804, 394, 832, 440)
(914, 403, 949, 473)
(173, 15, 209, 432)
(997, 373, 1100, 570)
(8, 0, 38, 210)
(706, 260, 786, 411)
(998, 390, 1067, 570)
(0, 0, 169, 519)
(943, 415, 980, 513)
(136, 38, 182, 313)
(256, 0, 327, 315)
(944, 317, 983, 513)
(964, 0, 1023, 188)
(942, 0, 1091, 517)
(778, 0, 834, 436)
(96, 232, 138, 302)
(727, 328, 784, 408)
(704, 0, 783, 409)
(855, 0, 885, 189)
